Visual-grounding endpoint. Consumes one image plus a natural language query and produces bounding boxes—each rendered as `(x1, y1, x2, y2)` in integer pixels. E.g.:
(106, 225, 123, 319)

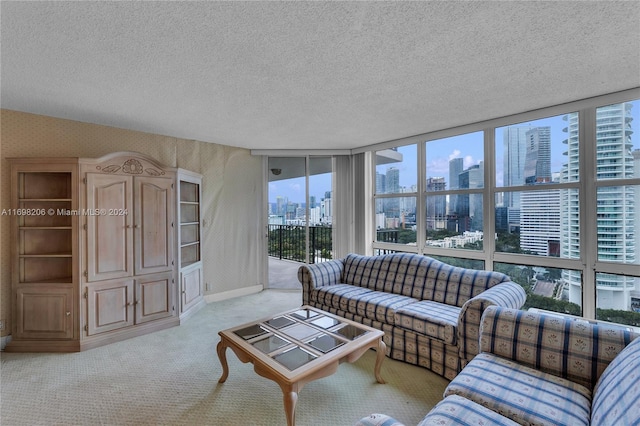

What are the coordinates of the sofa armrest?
(479, 305, 636, 389)
(458, 282, 527, 363)
(297, 259, 344, 305)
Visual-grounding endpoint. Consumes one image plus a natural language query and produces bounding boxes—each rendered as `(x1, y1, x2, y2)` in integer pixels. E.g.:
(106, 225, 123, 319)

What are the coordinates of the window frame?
(360, 88, 640, 320)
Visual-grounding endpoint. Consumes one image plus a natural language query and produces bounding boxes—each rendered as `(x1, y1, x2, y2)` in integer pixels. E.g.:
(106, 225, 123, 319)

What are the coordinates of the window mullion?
(417, 140, 426, 254)
(484, 128, 496, 271)
(305, 155, 310, 265)
(581, 107, 597, 319)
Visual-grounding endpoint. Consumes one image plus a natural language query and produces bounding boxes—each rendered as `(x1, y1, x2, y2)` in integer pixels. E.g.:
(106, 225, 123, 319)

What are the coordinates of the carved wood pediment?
(85, 152, 173, 177)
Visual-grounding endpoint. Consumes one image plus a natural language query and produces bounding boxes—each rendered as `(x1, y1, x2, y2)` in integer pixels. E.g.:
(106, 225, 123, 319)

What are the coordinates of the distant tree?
(398, 229, 417, 244)
(523, 294, 581, 315)
(426, 229, 459, 240)
(495, 232, 523, 254)
(596, 309, 640, 327)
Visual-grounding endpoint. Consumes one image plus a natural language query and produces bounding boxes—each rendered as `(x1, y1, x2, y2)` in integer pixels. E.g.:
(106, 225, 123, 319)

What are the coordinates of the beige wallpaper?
(0, 109, 264, 337)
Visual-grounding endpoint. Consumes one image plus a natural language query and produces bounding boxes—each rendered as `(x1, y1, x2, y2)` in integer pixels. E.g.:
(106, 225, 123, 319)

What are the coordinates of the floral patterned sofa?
(298, 253, 526, 379)
(357, 306, 640, 426)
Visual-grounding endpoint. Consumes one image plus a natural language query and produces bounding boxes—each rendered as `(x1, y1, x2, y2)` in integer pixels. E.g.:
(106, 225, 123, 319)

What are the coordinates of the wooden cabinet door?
(86, 279, 134, 335)
(181, 266, 203, 313)
(86, 173, 133, 282)
(134, 177, 174, 276)
(135, 272, 173, 324)
(16, 285, 74, 339)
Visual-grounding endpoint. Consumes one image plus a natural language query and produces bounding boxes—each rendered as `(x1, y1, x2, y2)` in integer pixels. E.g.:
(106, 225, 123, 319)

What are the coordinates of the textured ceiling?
(2, 2, 639, 151)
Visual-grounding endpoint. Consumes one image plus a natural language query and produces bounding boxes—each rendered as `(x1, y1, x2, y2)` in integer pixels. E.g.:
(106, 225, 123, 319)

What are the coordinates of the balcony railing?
(268, 225, 332, 264)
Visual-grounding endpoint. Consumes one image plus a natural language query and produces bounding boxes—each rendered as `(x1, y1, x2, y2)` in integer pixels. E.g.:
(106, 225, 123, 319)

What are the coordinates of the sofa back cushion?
(480, 306, 636, 389)
(342, 253, 509, 307)
(591, 335, 640, 424)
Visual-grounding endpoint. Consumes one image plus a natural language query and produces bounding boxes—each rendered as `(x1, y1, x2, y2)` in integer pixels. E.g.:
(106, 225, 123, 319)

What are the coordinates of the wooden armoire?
(7, 152, 204, 352)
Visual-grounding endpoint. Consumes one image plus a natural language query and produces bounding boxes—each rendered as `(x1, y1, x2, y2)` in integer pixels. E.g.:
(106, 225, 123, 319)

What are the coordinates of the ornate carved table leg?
(375, 338, 386, 384)
(283, 390, 298, 426)
(216, 339, 229, 383)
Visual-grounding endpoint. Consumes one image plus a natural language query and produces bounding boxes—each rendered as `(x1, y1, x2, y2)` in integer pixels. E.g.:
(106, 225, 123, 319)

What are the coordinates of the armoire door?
(86, 173, 133, 282)
(181, 266, 203, 313)
(15, 285, 75, 339)
(134, 177, 174, 276)
(86, 279, 134, 335)
(135, 272, 173, 324)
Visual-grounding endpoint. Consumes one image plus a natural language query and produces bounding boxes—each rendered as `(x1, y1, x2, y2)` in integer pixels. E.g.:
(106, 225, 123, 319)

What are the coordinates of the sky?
(269, 102, 640, 204)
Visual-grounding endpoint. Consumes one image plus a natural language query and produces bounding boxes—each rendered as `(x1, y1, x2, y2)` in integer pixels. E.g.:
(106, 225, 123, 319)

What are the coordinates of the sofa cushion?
(313, 284, 417, 325)
(394, 301, 460, 345)
(444, 353, 592, 426)
(420, 265, 510, 308)
(310, 284, 374, 311)
(479, 306, 635, 390)
(591, 335, 640, 425)
(418, 395, 520, 426)
(346, 290, 418, 324)
(342, 253, 511, 307)
(343, 253, 430, 296)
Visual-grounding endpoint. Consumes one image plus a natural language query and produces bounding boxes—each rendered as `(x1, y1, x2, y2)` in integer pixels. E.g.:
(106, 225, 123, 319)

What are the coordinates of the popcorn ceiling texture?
(0, 109, 263, 338)
(2, 2, 638, 151)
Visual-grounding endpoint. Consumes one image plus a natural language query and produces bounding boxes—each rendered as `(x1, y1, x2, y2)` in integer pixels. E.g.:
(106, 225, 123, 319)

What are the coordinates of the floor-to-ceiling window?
(494, 112, 584, 315)
(593, 100, 640, 325)
(366, 90, 640, 325)
(267, 156, 333, 265)
(424, 131, 485, 269)
(308, 157, 334, 263)
(374, 145, 417, 252)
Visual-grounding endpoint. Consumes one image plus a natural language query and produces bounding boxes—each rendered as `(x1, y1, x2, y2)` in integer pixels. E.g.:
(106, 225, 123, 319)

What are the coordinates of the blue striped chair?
(442, 306, 639, 425)
(358, 306, 640, 425)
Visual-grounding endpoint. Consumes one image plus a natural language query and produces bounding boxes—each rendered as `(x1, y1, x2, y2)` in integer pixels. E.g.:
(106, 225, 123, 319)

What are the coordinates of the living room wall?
(0, 109, 264, 339)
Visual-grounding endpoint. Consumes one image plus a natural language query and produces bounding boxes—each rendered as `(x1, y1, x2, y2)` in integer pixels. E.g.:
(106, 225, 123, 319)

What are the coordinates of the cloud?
(463, 155, 475, 169)
(289, 183, 302, 194)
(426, 157, 450, 177)
(448, 150, 461, 161)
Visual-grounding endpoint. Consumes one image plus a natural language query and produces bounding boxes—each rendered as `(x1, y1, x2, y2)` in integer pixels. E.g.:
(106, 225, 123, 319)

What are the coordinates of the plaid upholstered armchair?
(358, 306, 640, 426)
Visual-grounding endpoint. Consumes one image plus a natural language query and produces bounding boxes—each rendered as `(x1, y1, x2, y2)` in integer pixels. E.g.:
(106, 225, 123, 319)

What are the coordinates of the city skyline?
(266, 100, 640, 318)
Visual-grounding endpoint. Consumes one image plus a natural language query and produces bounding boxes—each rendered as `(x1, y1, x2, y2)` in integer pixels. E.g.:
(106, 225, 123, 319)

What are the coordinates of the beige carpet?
(0, 290, 448, 425)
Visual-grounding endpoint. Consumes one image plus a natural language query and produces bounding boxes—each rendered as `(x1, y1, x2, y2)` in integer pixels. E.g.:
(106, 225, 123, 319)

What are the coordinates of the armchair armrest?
(297, 259, 344, 305)
(480, 305, 636, 389)
(458, 281, 527, 363)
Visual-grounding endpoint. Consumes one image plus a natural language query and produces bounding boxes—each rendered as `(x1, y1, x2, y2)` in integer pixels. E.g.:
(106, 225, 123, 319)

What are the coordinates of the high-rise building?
(524, 127, 551, 184)
(276, 195, 286, 217)
(520, 190, 560, 256)
(376, 172, 386, 194)
(386, 167, 400, 218)
(321, 191, 332, 223)
(563, 103, 638, 310)
(426, 177, 446, 230)
(448, 158, 464, 214)
(495, 206, 509, 232)
(503, 126, 532, 227)
(458, 162, 484, 231)
(386, 167, 400, 193)
(519, 126, 559, 256)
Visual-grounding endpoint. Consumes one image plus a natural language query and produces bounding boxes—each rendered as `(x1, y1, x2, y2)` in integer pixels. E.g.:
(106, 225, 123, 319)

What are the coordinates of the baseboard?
(179, 298, 207, 322)
(1, 335, 12, 351)
(204, 284, 263, 303)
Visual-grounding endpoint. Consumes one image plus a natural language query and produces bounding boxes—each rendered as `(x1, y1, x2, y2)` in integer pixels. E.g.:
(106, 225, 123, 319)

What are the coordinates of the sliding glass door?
(267, 156, 333, 266)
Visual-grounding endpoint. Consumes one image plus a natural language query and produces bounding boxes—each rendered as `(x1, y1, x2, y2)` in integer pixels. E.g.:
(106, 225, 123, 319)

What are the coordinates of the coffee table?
(216, 305, 386, 426)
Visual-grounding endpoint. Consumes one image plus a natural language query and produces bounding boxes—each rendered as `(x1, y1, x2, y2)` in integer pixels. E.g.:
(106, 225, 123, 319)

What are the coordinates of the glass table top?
(231, 307, 373, 371)
(273, 347, 317, 370)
